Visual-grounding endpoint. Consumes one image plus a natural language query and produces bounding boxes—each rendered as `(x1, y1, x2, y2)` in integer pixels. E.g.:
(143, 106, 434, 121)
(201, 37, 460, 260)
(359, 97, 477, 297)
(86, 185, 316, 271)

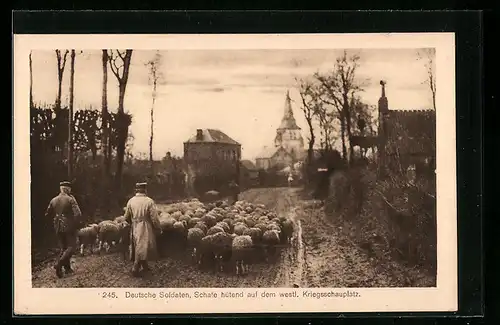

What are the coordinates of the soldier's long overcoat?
(124, 193, 159, 262)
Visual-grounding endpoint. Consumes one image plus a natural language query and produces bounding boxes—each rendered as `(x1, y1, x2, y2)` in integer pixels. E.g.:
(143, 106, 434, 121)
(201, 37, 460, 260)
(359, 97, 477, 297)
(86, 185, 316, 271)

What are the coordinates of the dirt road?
(32, 187, 434, 288)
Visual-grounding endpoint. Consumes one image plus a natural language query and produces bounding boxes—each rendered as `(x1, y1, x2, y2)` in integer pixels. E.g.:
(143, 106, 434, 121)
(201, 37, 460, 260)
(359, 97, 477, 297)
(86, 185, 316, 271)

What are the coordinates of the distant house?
(255, 146, 277, 170)
(183, 128, 241, 195)
(256, 146, 301, 171)
(240, 159, 259, 187)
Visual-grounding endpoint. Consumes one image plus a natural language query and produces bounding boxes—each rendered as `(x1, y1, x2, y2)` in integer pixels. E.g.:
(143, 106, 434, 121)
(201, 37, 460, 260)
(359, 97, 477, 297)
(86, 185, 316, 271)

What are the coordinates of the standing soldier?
(124, 182, 161, 277)
(45, 180, 83, 278)
(228, 179, 240, 205)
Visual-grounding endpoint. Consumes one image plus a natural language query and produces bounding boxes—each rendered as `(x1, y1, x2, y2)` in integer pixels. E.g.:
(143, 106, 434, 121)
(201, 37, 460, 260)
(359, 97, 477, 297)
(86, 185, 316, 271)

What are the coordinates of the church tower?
(274, 90, 305, 160)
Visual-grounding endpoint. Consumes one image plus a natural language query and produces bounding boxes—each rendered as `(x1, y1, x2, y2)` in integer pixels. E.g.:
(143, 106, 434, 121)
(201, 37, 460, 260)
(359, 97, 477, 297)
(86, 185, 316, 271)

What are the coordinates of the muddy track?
(297, 199, 435, 288)
(240, 187, 305, 288)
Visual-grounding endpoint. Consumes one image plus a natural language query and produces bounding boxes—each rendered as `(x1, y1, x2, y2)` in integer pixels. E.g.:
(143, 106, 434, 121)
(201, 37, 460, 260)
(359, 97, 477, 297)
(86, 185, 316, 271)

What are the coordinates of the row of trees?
(29, 50, 167, 194)
(295, 49, 437, 172)
(30, 49, 138, 212)
(296, 51, 375, 169)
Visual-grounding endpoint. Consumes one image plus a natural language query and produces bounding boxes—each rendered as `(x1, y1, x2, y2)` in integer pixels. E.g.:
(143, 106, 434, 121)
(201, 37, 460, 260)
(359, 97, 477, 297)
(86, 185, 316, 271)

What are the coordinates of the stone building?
(255, 90, 306, 170)
(350, 81, 436, 178)
(183, 128, 241, 195)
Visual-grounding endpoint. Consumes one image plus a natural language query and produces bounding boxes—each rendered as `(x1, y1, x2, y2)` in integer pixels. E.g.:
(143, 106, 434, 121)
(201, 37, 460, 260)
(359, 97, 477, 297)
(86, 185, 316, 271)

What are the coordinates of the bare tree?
(145, 51, 164, 166)
(54, 50, 69, 112)
(29, 51, 33, 108)
(314, 72, 347, 158)
(314, 102, 337, 152)
(68, 50, 75, 179)
(108, 49, 133, 189)
(296, 78, 318, 165)
(101, 50, 111, 178)
(418, 49, 436, 110)
(314, 50, 365, 163)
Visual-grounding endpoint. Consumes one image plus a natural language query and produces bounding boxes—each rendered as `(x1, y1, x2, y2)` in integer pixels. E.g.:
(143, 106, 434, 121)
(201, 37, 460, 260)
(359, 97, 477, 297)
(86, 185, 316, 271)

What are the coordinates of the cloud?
(197, 86, 228, 93)
(230, 71, 312, 89)
(165, 75, 221, 87)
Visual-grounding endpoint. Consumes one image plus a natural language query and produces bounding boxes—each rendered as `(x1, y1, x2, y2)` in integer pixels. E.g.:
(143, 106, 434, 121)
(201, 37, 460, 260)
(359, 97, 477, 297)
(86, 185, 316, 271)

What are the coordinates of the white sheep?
(97, 220, 129, 254)
(76, 223, 99, 256)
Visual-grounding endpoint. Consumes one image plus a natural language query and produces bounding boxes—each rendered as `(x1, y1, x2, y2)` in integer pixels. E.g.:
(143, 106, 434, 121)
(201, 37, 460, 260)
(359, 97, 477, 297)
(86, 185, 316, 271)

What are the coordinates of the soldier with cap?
(124, 182, 161, 277)
(44, 180, 83, 278)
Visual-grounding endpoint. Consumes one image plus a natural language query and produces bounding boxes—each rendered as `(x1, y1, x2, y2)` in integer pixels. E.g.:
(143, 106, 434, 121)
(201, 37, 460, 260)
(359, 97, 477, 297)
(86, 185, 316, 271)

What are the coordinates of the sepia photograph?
(14, 33, 456, 314)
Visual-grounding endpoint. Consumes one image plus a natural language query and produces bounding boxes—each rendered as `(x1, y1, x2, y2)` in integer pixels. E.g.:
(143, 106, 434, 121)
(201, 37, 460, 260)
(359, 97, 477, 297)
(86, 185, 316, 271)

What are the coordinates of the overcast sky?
(31, 48, 434, 160)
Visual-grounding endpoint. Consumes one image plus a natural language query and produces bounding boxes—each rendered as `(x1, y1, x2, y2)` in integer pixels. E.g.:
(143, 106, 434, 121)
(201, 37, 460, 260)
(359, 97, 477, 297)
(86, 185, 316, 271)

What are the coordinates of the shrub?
(324, 164, 436, 275)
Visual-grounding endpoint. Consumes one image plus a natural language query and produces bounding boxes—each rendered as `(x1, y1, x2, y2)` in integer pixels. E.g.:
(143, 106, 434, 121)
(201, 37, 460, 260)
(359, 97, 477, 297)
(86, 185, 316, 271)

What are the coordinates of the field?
(31, 187, 434, 288)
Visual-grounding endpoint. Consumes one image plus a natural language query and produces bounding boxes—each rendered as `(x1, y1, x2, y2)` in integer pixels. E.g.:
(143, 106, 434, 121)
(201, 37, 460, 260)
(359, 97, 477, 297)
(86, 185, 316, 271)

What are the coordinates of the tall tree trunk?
(68, 50, 75, 179)
(430, 77, 436, 110)
(340, 114, 347, 159)
(29, 51, 33, 108)
(114, 50, 133, 190)
(115, 87, 127, 190)
(56, 72, 63, 111)
(306, 118, 315, 164)
(101, 50, 110, 177)
(345, 110, 353, 164)
(149, 81, 156, 165)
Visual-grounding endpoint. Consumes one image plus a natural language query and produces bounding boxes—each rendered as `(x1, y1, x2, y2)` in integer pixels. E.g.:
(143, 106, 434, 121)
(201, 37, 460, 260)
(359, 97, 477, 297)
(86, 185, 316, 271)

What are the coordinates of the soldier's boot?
(54, 260, 64, 278)
(141, 261, 150, 272)
(131, 261, 141, 277)
(63, 263, 74, 274)
(60, 247, 74, 275)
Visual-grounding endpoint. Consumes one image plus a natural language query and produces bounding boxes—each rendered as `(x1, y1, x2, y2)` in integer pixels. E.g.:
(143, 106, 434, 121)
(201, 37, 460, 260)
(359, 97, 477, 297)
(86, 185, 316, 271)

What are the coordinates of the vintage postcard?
(14, 33, 457, 314)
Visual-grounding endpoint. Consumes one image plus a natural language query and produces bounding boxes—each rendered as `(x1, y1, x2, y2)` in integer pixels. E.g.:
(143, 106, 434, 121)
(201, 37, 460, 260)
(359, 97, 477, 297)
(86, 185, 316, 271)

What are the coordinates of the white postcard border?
(14, 33, 457, 315)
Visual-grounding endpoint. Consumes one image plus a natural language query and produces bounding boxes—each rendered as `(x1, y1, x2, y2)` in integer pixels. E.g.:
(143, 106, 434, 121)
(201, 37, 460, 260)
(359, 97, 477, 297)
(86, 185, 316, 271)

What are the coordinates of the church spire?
(278, 90, 300, 130)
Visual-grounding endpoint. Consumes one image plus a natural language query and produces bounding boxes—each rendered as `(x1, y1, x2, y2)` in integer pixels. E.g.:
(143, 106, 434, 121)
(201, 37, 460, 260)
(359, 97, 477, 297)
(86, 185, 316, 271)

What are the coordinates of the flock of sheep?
(75, 198, 296, 276)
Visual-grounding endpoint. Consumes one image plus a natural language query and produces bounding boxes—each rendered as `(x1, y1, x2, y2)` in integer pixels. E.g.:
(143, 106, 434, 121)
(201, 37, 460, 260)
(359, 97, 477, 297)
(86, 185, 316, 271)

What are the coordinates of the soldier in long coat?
(44, 181, 83, 278)
(124, 182, 161, 277)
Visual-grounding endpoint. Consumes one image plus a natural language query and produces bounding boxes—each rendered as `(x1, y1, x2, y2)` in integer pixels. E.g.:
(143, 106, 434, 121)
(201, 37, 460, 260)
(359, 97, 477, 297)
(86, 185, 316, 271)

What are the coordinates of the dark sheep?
(207, 226, 225, 236)
(215, 221, 230, 233)
(193, 221, 208, 235)
(200, 232, 235, 272)
(262, 229, 281, 262)
(187, 217, 201, 229)
(187, 227, 205, 265)
(201, 214, 217, 228)
(232, 235, 253, 275)
(233, 223, 249, 236)
(280, 219, 294, 244)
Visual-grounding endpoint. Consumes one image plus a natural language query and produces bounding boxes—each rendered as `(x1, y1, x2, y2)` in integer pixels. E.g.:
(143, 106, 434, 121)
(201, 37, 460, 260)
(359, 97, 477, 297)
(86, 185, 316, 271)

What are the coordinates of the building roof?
(240, 160, 257, 170)
(385, 109, 436, 156)
(184, 128, 240, 145)
(278, 90, 301, 130)
(255, 146, 279, 159)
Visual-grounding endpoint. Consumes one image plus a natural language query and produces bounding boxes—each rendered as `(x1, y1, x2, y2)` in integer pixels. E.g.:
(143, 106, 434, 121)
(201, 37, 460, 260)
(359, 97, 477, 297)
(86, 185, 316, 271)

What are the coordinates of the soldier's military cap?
(135, 182, 147, 189)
